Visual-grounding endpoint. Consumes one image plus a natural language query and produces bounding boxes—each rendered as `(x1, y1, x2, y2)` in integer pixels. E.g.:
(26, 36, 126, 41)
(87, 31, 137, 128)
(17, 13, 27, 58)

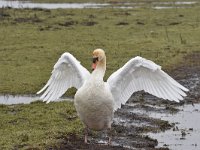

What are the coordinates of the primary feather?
(37, 52, 90, 103)
(107, 56, 188, 111)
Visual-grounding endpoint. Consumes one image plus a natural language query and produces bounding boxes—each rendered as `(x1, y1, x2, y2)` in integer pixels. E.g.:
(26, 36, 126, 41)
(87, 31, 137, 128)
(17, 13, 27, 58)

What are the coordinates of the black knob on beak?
(92, 57, 98, 63)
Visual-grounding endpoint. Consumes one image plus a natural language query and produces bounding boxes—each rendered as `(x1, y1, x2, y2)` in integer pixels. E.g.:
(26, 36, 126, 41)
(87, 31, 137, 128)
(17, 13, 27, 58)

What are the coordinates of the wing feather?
(107, 56, 188, 111)
(37, 52, 90, 103)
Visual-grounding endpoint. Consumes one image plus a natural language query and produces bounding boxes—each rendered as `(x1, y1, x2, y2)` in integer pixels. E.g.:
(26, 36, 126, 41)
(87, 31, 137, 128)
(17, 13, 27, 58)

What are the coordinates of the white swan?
(37, 49, 188, 144)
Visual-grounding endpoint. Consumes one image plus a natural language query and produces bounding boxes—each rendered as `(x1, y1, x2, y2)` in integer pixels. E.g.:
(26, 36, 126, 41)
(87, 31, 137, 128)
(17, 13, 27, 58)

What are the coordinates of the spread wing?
(107, 56, 189, 111)
(37, 52, 90, 103)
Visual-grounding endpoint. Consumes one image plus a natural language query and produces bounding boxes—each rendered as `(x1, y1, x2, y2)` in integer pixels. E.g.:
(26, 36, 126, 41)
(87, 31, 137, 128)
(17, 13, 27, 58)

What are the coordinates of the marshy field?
(0, 0, 200, 149)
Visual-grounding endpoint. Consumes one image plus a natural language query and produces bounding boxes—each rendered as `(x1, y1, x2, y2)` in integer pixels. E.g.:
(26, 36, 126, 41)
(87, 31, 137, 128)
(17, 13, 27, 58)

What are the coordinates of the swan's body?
(75, 75, 114, 131)
(37, 49, 188, 144)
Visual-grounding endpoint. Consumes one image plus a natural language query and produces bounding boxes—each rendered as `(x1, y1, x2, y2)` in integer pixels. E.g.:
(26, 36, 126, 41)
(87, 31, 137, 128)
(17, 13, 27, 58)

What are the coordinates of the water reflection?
(0, 0, 109, 9)
(152, 1, 197, 5)
(147, 104, 200, 150)
(0, 95, 39, 105)
(0, 95, 73, 105)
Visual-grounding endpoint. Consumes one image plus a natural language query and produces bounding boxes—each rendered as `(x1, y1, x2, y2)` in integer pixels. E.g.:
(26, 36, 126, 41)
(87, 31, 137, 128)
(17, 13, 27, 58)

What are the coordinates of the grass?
(0, 6, 200, 94)
(0, 4, 200, 149)
(0, 101, 83, 150)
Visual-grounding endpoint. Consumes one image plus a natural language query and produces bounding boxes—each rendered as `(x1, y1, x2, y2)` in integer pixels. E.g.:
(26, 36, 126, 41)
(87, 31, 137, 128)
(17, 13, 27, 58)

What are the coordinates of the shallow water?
(0, 1, 109, 9)
(0, 95, 73, 105)
(147, 104, 200, 150)
(0, 95, 39, 105)
(152, 1, 197, 5)
(153, 6, 181, 9)
(0, 0, 197, 9)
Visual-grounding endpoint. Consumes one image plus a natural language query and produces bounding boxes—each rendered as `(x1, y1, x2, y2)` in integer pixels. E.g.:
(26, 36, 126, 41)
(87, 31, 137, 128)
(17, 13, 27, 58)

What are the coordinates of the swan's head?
(92, 49, 106, 70)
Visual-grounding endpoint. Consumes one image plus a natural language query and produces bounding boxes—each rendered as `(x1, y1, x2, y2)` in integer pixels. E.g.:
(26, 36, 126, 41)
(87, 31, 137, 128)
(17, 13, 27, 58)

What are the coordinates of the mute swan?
(37, 49, 188, 144)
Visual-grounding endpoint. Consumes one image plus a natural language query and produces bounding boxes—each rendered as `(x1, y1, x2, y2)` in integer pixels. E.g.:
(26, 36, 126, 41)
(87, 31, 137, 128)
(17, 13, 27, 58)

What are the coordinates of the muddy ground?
(50, 52, 200, 150)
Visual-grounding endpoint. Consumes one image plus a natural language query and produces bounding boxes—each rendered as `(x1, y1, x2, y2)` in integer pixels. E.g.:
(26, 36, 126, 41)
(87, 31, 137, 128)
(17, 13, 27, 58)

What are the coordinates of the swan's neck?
(92, 57, 106, 80)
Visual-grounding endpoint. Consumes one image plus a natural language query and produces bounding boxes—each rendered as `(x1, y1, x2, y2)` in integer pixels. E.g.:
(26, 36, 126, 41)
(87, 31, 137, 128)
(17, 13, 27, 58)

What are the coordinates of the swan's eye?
(92, 57, 98, 63)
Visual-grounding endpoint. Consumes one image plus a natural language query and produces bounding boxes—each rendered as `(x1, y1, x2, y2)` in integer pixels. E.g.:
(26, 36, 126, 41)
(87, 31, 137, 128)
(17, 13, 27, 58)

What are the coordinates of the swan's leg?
(107, 127, 112, 145)
(84, 127, 89, 144)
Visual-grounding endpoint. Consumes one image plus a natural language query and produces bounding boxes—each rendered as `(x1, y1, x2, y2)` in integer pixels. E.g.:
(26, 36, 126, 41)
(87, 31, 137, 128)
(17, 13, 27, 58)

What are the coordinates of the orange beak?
(92, 57, 98, 71)
(92, 63, 97, 70)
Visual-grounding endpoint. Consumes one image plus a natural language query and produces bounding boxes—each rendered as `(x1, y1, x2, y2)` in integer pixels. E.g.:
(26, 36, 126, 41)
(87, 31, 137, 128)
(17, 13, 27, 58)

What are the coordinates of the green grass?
(0, 5, 200, 149)
(0, 6, 199, 94)
(0, 101, 83, 150)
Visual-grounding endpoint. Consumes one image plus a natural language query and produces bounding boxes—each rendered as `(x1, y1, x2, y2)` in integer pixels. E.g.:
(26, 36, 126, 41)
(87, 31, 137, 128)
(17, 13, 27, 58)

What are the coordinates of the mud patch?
(116, 22, 129, 26)
(14, 16, 42, 23)
(136, 21, 145, 25)
(114, 12, 131, 16)
(81, 21, 98, 26)
(51, 134, 130, 150)
(58, 20, 78, 27)
(0, 12, 10, 18)
(39, 25, 61, 31)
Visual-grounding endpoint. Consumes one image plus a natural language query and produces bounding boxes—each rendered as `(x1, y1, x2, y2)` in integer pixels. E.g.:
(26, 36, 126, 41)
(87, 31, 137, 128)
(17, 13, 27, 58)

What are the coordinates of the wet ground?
(148, 104, 200, 150)
(48, 52, 200, 150)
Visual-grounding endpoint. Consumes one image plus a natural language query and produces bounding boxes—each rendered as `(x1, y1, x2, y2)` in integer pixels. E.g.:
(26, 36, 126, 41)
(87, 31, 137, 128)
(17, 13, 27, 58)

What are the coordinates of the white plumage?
(37, 52, 90, 103)
(37, 49, 188, 144)
(107, 56, 188, 111)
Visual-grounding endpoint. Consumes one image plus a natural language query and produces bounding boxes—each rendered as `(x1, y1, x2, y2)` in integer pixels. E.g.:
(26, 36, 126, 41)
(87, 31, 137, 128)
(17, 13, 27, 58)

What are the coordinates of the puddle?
(147, 104, 200, 149)
(0, 1, 109, 9)
(153, 6, 183, 9)
(0, 0, 197, 9)
(0, 95, 39, 105)
(0, 95, 73, 105)
(152, 1, 197, 5)
(113, 116, 153, 128)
